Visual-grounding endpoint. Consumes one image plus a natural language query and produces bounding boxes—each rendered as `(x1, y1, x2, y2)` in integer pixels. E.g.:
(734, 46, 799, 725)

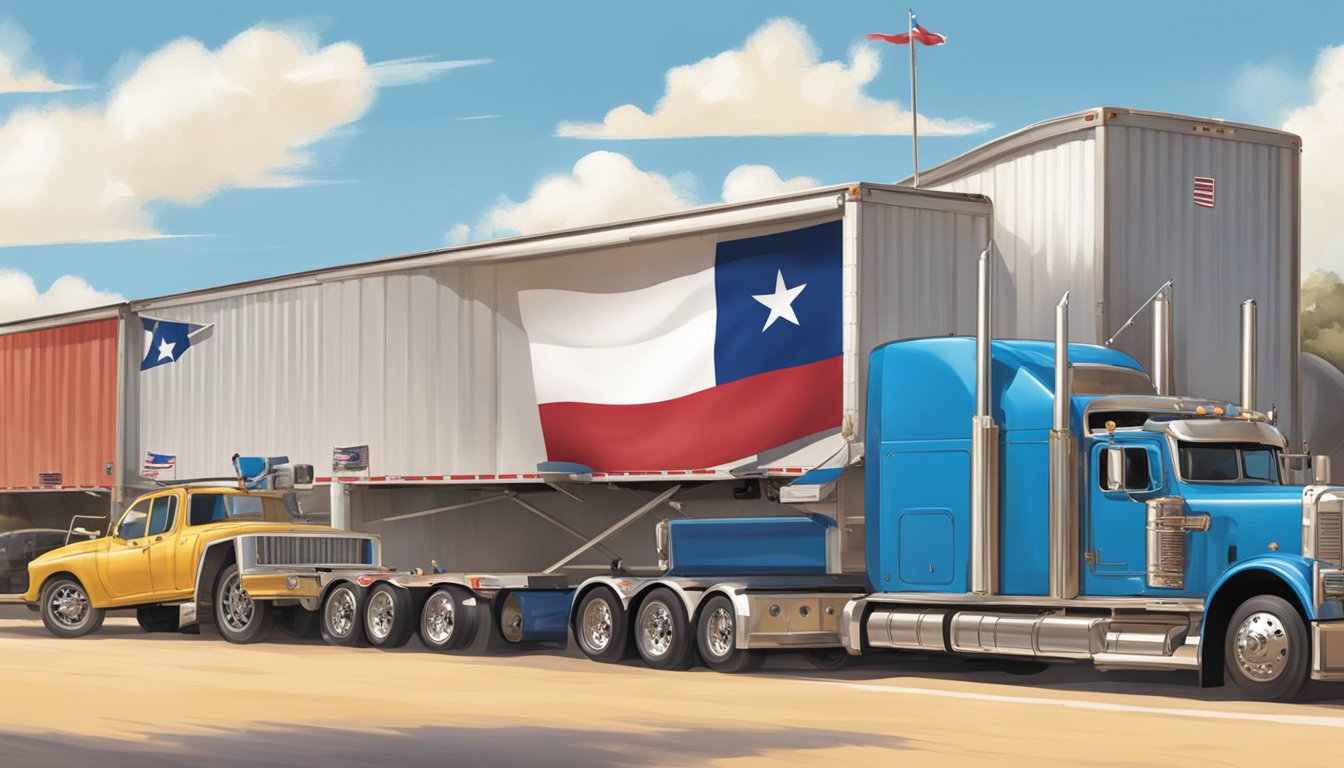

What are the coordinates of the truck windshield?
(1177, 442, 1281, 484)
(188, 494, 300, 525)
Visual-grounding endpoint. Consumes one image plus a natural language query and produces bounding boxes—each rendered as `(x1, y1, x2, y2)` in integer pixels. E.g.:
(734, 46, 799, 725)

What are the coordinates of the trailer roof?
(911, 106, 1302, 188)
(0, 303, 124, 337)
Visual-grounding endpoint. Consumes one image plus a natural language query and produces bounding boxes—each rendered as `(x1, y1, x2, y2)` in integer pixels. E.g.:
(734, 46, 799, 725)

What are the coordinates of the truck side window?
(1098, 447, 1153, 492)
(189, 494, 227, 526)
(148, 496, 178, 536)
(117, 503, 149, 540)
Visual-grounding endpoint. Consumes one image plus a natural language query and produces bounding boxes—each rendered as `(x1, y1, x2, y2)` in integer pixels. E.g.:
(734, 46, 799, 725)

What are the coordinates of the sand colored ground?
(1, 615, 1343, 766)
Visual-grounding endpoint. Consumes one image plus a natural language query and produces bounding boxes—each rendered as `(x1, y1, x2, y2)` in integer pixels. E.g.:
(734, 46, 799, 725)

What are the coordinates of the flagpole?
(909, 9, 919, 186)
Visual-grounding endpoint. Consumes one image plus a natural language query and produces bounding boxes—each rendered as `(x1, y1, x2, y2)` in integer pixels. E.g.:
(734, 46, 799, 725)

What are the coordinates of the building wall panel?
(0, 319, 118, 490)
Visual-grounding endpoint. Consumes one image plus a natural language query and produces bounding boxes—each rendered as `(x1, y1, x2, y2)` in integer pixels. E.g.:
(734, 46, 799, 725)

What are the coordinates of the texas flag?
(140, 316, 213, 371)
(866, 15, 947, 46)
(518, 221, 843, 472)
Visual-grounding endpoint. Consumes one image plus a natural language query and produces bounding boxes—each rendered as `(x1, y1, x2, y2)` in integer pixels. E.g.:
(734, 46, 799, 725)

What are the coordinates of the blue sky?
(1, 0, 1343, 311)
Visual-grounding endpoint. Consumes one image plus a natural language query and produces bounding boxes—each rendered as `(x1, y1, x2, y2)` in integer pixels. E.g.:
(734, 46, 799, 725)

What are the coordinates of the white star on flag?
(752, 270, 807, 331)
(157, 338, 176, 362)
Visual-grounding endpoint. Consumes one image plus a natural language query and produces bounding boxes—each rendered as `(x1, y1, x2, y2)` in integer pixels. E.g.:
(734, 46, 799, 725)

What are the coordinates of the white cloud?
(1285, 45, 1344, 274)
(0, 21, 85, 93)
(1229, 57, 1310, 125)
(471, 151, 698, 239)
(557, 18, 988, 139)
(371, 56, 492, 86)
(0, 270, 123, 323)
(722, 164, 819, 203)
(0, 27, 481, 248)
(448, 152, 825, 242)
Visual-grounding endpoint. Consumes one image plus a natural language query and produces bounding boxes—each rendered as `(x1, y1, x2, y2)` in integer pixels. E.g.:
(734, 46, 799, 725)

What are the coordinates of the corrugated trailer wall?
(1104, 119, 1299, 441)
(924, 107, 1301, 443)
(0, 317, 119, 491)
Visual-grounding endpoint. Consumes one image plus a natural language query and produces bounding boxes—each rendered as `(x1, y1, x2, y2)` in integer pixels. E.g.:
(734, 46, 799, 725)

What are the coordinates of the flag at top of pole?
(866, 12, 946, 187)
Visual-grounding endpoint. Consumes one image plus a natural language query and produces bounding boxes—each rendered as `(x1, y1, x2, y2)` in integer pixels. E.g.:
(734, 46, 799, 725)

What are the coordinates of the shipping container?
(920, 107, 1301, 444)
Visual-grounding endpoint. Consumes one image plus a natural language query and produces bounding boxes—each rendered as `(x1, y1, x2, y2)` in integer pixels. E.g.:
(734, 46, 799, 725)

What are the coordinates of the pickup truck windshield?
(1177, 442, 1281, 484)
(188, 494, 299, 526)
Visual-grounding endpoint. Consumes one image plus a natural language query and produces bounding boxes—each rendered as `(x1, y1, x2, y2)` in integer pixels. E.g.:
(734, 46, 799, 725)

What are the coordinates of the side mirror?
(1105, 446, 1126, 492)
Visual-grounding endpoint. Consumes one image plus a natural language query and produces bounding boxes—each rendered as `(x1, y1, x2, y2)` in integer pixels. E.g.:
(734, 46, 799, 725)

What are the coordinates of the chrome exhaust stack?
(1240, 299, 1257, 412)
(1049, 292, 1078, 599)
(1152, 287, 1172, 396)
(971, 245, 1000, 596)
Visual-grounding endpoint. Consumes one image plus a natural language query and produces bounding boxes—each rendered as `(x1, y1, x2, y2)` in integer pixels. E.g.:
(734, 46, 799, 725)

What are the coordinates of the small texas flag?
(1194, 176, 1216, 209)
(866, 15, 947, 46)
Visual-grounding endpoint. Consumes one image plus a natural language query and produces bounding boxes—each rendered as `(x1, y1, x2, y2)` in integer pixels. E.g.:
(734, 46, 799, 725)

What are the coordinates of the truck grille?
(253, 536, 372, 566)
(1318, 506, 1343, 568)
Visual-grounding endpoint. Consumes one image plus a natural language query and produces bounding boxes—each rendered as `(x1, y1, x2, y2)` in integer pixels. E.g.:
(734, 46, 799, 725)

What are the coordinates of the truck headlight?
(1325, 571, 1344, 599)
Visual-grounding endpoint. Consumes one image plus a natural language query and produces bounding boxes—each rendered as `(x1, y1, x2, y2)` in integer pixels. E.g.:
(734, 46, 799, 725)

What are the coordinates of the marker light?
(1213, 406, 1225, 416)
(1196, 406, 1207, 415)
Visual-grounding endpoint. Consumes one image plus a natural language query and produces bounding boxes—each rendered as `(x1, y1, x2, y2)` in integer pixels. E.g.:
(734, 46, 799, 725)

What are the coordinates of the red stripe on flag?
(537, 356, 842, 471)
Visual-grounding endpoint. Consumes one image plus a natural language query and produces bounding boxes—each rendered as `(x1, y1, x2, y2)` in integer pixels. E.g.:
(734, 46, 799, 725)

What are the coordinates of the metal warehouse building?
(0, 107, 1307, 574)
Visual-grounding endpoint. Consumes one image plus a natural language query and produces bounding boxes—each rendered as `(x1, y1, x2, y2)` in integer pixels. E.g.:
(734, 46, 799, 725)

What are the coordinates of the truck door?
(1082, 439, 1165, 596)
(145, 493, 184, 598)
(97, 499, 154, 599)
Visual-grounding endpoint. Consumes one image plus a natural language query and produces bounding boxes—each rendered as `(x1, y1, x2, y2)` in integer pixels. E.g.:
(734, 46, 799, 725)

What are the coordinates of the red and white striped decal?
(313, 467, 808, 485)
(1193, 176, 1215, 209)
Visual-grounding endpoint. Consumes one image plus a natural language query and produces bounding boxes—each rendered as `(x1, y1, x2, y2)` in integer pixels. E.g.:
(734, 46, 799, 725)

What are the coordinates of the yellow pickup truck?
(23, 484, 381, 644)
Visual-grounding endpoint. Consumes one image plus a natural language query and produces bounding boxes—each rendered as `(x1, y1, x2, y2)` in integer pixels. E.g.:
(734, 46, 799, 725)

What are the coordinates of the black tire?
(213, 564, 273, 644)
(803, 647, 852, 671)
(420, 586, 478, 652)
(364, 583, 415, 649)
(273, 605, 321, 640)
(320, 581, 367, 647)
(39, 577, 105, 638)
(136, 605, 181, 633)
(633, 588, 695, 670)
(696, 594, 763, 673)
(573, 587, 630, 663)
(1223, 594, 1309, 701)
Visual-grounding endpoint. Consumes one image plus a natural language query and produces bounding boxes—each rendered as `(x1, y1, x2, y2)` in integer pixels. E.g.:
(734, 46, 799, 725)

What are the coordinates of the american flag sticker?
(1193, 176, 1215, 209)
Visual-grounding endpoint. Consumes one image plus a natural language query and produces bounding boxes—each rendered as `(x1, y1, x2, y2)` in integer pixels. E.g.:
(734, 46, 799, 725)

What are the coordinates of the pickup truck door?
(98, 500, 154, 599)
(145, 493, 186, 598)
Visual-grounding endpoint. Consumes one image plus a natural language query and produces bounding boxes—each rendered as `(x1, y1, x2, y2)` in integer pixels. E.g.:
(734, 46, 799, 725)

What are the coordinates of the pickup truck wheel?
(320, 582, 367, 647)
(695, 595, 762, 673)
(634, 588, 694, 671)
(573, 587, 629, 663)
(213, 564, 273, 644)
(420, 586, 477, 652)
(365, 583, 414, 649)
(40, 577, 104, 638)
(136, 606, 181, 633)
(274, 606, 321, 640)
(1223, 595, 1309, 701)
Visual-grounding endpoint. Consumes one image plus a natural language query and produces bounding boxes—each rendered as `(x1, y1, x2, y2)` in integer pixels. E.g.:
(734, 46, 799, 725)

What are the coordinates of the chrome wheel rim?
(582, 598, 613, 652)
(1234, 611, 1290, 682)
(326, 587, 357, 637)
(49, 584, 89, 628)
(366, 590, 395, 641)
(704, 606, 734, 659)
(423, 592, 456, 645)
(639, 600, 674, 658)
(220, 574, 254, 631)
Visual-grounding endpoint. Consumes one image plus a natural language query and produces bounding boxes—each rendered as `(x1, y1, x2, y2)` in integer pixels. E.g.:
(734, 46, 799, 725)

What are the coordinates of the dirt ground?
(1, 610, 1343, 767)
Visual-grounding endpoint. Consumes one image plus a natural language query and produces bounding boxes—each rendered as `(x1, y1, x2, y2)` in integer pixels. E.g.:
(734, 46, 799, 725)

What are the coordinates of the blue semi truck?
(290, 248, 1344, 703)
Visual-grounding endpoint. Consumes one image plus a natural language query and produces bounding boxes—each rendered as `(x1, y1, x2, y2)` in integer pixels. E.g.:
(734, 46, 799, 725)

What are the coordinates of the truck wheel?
(420, 586, 477, 652)
(274, 606, 321, 640)
(695, 595, 763, 673)
(365, 583, 414, 649)
(1223, 595, 1309, 701)
(573, 587, 629, 663)
(213, 564, 273, 644)
(39, 577, 105, 638)
(803, 647, 851, 671)
(633, 588, 694, 671)
(136, 606, 181, 633)
(320, 582, 367, 647)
